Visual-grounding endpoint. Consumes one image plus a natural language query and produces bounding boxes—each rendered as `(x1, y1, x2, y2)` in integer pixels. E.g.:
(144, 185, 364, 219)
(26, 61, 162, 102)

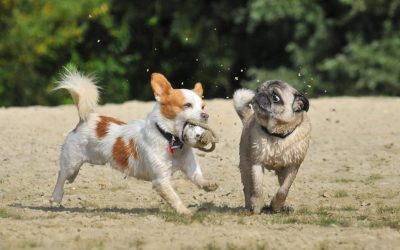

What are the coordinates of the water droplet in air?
(256, 79, 260, 83)
(181, 82, 184, 85)
(97, 39, 100, 43)
(298, 72, 301, 77)
(88, 14, 92, 18)
(195, 58, 199, 62)
(240, 69, 244, 72)
(307, 85, 311, 88)
(234, 77, 239, 81)
(185, 37, 188, 41)
(146, 69, 149, 72)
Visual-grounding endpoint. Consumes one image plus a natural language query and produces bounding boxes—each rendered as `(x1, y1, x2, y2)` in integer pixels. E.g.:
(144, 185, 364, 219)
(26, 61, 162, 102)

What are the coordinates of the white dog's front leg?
(181, 152, 218, 192)
(152, 178, 191, 215)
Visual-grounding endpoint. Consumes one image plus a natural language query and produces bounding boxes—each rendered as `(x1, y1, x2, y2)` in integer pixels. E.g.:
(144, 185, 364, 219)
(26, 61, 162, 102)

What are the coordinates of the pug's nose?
(201, 112, 209, 121)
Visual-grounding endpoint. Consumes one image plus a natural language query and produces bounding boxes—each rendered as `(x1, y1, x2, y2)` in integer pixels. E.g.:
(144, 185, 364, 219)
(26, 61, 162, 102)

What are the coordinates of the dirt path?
(1, 98, 399, 249)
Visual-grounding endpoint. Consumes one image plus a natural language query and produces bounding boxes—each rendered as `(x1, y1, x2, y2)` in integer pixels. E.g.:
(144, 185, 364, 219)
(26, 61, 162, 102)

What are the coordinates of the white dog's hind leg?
(50, 137, 85, 205)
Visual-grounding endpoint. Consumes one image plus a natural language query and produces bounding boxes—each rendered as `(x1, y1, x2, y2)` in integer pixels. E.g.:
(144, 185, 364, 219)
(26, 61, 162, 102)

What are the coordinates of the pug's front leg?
(270, 165, 299, 212)
(152, 178, 191, 215)
(240, 162, 264, 213)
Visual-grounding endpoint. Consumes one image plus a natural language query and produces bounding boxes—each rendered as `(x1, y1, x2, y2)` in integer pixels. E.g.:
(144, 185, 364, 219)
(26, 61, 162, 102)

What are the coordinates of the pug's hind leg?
(271, 165, 299, 212)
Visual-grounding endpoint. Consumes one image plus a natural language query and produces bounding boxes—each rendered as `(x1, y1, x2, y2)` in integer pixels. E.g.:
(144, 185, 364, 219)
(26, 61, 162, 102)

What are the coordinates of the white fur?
(233, 88, 255, 122)
(55, 69, 99, 121)
(50, 71, 217, 215)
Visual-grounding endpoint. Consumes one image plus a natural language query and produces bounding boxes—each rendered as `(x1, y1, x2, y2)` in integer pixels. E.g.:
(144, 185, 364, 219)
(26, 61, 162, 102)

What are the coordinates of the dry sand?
(0, 97, 399, 249)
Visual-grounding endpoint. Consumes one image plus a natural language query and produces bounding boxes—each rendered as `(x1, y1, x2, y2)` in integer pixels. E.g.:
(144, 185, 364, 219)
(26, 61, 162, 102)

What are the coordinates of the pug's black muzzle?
(253, 93, 271, 112)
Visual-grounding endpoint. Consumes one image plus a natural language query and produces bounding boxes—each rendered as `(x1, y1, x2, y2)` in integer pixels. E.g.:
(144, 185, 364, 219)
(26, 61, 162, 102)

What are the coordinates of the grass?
(332, 178, 354, 183)
(333, 190, 348, 198)
(21, 240, 41, 249)
(203, 242, 268, 250)
(0, 208, 23, 219)
(363, 174, 383, 185)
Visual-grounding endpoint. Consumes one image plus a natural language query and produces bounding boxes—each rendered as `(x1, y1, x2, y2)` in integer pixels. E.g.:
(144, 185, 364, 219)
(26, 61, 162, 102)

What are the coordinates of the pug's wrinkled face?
(251, 80, 309, 134)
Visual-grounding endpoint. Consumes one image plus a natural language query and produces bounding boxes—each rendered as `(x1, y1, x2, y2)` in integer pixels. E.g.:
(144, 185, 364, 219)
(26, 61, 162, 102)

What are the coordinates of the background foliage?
(0, 0, 399, 106)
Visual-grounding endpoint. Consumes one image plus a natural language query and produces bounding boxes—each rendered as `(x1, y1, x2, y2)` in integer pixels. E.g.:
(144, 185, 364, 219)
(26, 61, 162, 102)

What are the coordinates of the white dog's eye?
(272, 94, 280, 103)
(183, 103, 192, 109)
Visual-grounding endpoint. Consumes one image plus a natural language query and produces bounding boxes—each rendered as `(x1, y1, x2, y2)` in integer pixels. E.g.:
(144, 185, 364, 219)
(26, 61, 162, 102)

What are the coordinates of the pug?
(233, 80, 311, 213)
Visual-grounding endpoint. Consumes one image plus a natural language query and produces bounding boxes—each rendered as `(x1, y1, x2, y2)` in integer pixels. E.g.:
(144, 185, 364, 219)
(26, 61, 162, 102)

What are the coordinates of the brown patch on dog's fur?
(128, 139, 139, 160)
(112, 137, 129, 170)
(160, 89, 186, 119)
(112, 137, 139, 170)
(96, 116, 126, 138)
(150, 73, 187, 119)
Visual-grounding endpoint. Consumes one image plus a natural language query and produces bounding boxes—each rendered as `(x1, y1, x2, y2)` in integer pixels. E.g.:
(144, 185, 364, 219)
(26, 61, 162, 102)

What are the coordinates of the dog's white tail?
(233, 89, 255, 123)
(55, 69, 99, 121)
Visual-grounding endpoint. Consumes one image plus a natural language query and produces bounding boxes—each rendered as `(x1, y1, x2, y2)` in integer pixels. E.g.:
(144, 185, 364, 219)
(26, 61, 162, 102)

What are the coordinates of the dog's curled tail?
(233, 88, 255, 123)
(55, 68, 99, 121)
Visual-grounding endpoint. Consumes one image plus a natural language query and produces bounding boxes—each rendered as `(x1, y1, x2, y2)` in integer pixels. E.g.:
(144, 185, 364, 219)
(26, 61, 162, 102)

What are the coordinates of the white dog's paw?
(176, 206, 193, 216)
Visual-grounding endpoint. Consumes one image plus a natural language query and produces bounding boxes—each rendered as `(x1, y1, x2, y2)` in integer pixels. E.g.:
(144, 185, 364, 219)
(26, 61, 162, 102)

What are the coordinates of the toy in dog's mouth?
(182, 119, 219, 152)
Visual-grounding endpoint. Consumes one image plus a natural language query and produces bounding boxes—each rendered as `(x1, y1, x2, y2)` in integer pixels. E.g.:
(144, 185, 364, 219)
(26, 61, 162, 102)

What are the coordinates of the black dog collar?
(260, 125, 298, 139)
(155, 123, 183, 155)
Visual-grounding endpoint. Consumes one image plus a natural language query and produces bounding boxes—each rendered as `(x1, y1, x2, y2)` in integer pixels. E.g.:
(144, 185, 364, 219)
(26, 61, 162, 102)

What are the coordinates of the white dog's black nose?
(201, 112, 209, 121)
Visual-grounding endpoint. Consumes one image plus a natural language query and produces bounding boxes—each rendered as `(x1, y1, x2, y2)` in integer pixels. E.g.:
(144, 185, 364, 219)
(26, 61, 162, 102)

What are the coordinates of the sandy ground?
(0, 97, 400, 250)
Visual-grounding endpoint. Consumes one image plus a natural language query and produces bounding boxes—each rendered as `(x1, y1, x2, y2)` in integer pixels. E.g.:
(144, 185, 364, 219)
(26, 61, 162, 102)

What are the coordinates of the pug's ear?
(293, 93, 309, 112)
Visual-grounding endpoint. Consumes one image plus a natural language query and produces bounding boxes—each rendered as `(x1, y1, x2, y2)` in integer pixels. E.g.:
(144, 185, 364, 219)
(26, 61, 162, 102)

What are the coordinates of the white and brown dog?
(50, 69, 218, 215)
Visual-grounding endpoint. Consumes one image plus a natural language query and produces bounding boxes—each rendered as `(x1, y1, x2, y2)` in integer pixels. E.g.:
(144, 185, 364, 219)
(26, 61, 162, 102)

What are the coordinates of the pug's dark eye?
(183, 103, 192, 109)
(272, 94, 280, 103)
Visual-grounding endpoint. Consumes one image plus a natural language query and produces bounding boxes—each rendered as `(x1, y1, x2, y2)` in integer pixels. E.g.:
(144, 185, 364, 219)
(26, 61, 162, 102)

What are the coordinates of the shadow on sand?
(9, 203, 160, 215)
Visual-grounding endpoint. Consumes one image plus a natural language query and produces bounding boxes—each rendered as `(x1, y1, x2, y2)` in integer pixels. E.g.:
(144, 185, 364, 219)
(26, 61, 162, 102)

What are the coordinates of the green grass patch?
(363, 174, 383, 185)
(333, 190, 348, 198)
(21, 240, 41, 248)
(203, 242, 268, 250)
(333, 178, 354, 183)
(0, 208, 23, 220)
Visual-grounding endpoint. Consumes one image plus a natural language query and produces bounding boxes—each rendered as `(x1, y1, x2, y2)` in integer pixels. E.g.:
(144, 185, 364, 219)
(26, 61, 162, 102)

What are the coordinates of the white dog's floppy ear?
(193, 82, 203, 97)
(151, 73, 172, 100)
